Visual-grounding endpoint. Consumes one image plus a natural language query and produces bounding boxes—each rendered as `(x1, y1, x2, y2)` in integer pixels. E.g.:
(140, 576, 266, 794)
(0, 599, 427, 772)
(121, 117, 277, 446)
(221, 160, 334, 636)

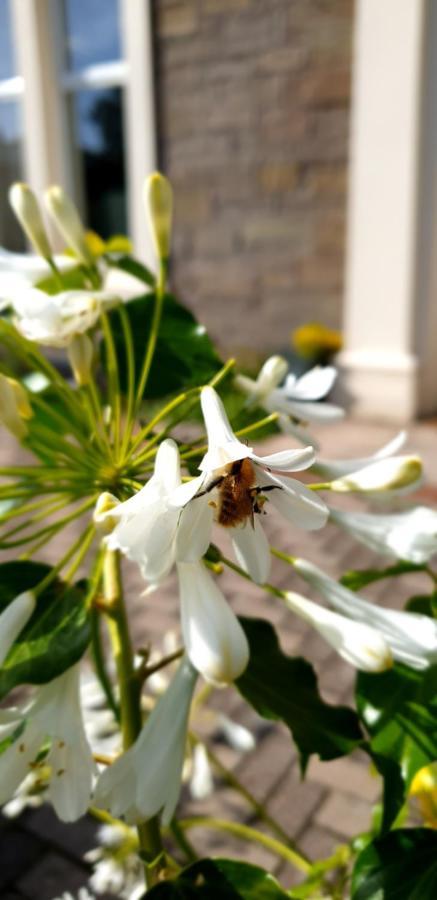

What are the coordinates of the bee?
(197, 458, 279, 528)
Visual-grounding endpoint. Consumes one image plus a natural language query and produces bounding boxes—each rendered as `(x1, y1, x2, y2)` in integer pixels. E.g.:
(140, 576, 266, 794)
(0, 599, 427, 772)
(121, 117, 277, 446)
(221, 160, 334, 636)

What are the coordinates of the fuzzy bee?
(197, 458, 279, 529)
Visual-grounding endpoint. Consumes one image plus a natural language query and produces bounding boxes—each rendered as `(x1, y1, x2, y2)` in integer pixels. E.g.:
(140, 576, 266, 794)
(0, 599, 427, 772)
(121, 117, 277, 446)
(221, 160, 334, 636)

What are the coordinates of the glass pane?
(70, 87, 127, 238)
(63, 0, 121, 71)
(0, 102, 25, 250)
(0, 0, 17, 80)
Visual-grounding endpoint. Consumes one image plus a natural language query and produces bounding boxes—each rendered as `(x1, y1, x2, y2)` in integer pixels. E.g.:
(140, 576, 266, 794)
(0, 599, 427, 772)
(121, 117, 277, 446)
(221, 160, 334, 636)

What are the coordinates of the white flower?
(0, 247, 75, 308)
(329, 456, 422, 494)
(0, 374, 33, 440)
(177, 560, 249, 685)
(106, 439, 212, 584)
(94, 656, 198, 825)
(217, 713, 255, 752)
(9, 183, 52, 260)
(0, 664, 94, 821)
(313, 431, 407, 480)
(236, 360, 344, 447)
(0, 591, 35, 665)
(12, 288, 118, 347)
(189, 743, 214, 799)
(283, 590, 392, 672)
(44, 185, 94, 268)
(198, 386, 328, 583)
(293, 558, 437, 670)
(330, 506, 437, 564)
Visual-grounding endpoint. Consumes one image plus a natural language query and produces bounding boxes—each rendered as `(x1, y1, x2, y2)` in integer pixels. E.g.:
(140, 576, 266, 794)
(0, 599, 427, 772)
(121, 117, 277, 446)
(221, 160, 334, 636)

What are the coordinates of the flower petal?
(230, 518, 271, 584)
(284, 590, 392, 672)
(287, 366, 338, 400)
(177, 561, 249, 685)
(330, 456, 422, 494)
(175, 495, 214, 563)
(259, 470, 329, 530)
(314, 431, 407, 479)
(330, 506, 437, 564)
(199, 386, 251, 472)
(250, 445, 315, 472)
(293, 558, 437, 669)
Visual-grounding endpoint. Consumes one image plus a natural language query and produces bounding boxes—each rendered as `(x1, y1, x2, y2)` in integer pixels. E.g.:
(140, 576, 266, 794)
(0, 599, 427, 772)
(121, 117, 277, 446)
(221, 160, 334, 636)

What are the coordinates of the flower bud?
(144, 172, 173, 262)
(67, 333, 94, 386)
(93, 492, 119, 532)
(44, 186, 93, 267)
(0, 591, 36, 665)
(330, 455, 422, 493)
(9, 183, 52, 260)
(0, 374, 33, 439)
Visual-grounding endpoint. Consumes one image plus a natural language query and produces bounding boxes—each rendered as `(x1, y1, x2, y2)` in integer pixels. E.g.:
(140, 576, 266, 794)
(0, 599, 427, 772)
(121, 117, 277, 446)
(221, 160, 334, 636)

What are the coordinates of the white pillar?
(121, 0, 157, 269)
(339, 0, 436, 422)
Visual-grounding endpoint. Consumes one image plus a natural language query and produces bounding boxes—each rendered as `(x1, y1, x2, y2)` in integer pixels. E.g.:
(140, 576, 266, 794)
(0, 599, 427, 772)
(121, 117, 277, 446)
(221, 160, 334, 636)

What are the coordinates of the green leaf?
(107, 292, 223, 400)
(237, 617, 364, 770)
(356, 664, 437, 829)
(107, 254, 156, 287)
(0, 562, 90, 699)
(340, 561, 425, 592)
(146, 858, 290, 899)
(405, 594, 437, 618)
(351, 829, 437, 899)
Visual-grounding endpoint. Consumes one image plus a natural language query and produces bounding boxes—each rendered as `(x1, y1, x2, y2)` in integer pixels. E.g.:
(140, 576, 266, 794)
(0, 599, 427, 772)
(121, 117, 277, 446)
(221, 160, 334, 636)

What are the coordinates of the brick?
(299, 67, 351, 107)
(158, 5, 199, 38)
(258, 163, 299, 193)
(266, 769, 328, 838)
(308, 757, 381, 804)
(315, 792, 374, 839)
(0, 825, 46, 891)
(15, 852, 88, 900)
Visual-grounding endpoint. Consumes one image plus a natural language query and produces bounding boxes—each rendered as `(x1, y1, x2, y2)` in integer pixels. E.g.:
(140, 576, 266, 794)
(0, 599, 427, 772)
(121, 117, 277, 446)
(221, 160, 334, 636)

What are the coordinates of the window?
(0, 1, 25, 250)
(6, 0, 156, 264)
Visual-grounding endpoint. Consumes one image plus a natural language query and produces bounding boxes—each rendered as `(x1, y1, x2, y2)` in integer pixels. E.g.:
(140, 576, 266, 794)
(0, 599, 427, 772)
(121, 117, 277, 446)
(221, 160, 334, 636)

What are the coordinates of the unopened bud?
(0, 374, 33, 439)
(44, 185, 93, 267)
(144, 172, 173, 262)
(330, 455, 422, 494)
(93, 492, 119, 532)
(9, 183, 52, 260)
(67, 333, 94, 386)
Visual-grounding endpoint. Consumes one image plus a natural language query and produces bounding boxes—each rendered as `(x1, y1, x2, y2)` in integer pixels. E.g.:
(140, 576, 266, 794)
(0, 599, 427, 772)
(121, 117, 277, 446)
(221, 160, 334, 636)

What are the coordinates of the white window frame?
(8, 0, 156, 266)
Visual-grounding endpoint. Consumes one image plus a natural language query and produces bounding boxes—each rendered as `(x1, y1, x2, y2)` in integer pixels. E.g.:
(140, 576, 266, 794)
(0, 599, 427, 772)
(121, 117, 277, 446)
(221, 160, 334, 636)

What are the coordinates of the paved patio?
(0, 417, 434, 898)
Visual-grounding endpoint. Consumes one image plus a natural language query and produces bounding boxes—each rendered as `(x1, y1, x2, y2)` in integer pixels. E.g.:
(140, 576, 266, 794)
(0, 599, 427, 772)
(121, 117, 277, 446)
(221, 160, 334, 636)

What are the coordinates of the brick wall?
(154, 0, 353, 356)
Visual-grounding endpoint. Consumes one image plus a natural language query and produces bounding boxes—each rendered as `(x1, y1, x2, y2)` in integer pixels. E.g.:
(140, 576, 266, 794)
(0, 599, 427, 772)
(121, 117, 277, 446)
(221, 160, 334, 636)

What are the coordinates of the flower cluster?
(0, 173, 435, 897)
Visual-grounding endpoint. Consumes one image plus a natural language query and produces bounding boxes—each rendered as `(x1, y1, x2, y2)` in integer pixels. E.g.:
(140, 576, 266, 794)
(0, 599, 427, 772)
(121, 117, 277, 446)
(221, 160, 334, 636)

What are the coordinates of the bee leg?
(255, 485, 282, 493)
(193, 475, 225, 499)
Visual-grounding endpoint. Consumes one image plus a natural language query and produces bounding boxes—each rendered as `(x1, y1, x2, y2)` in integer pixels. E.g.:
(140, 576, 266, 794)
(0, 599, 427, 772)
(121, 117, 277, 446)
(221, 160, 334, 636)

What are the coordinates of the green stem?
(90, 605, 120, 723)
(118, 306, 136, 459)
(134, 260, 167, 411)
(170, 819, 198, 864)
(179, 817, 311, 874)
(103, 549, 165, 887)
(101, 311, 121, 457)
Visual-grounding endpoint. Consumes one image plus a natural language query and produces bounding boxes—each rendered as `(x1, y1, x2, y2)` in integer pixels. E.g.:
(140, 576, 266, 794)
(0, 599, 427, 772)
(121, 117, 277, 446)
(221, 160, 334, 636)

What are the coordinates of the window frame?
(8, 0, 156, 266)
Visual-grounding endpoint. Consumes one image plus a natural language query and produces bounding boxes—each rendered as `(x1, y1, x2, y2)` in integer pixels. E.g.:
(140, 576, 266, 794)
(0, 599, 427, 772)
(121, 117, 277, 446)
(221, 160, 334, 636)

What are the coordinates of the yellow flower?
(292, 322, 343, 361)
(410, 764, 437, 828)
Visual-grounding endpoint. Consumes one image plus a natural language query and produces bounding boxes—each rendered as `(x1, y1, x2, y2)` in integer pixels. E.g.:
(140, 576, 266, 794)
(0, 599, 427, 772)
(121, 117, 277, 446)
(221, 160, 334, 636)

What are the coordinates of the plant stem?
(134, 260, 167, 412)
(103, 549, 165, 887)
(179, 817, 311, 874)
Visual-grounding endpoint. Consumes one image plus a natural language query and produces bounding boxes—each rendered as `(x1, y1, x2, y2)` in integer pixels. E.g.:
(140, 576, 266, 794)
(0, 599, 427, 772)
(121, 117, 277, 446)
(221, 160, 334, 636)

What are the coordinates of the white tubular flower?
(106, 439, 212, 584)
(44, 185, 94, 267)
(329, 456, 422, 494)
(236, 361, 343, 448)
(293, 558, 437, 670)
(9, 183, 52, 260)
(0, 664, 94, 822)
(199, 386, 328, 583)
(217, 714, 255, 752)
(94, 656, 198, 825)
(283, 590, 392, 672)
(0, 591, 35, 666)
(12, 288, 117, 348)
(313, 431, 407, 480)
(189, 743, 214, 799)
(330, 506, 437, 564)
(0, 374, 33, 439)
(0, 248, 75, 308)
(177, 560, 249, 686)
